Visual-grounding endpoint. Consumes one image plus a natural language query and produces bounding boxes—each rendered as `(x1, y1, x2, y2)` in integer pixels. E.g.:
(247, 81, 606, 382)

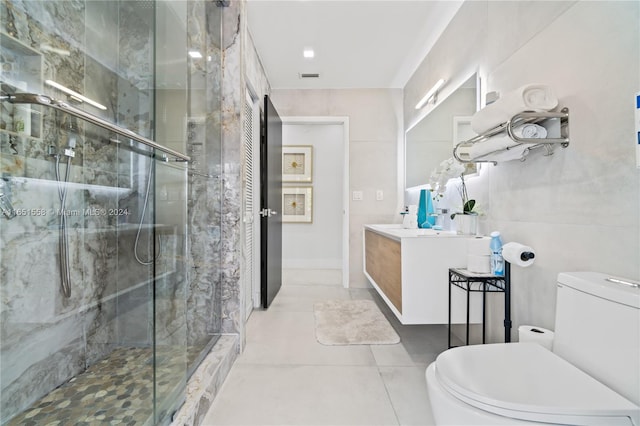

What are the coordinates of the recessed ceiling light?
(303, 48, 315, 59)
(188, 50, 203, 59)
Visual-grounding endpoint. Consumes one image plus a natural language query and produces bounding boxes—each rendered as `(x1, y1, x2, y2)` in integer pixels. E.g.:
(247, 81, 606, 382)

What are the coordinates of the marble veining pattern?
(185, 0, 224, 354)
(2, 0, 230, 423)
(0, 0, 178, 421)
(220, 1, 243, 337)
(172, 335, 238, 426)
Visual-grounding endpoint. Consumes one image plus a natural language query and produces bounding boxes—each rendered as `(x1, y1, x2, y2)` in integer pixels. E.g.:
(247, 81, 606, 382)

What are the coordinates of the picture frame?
(282, 145, 313, 183)
(282, 187, 313, 223)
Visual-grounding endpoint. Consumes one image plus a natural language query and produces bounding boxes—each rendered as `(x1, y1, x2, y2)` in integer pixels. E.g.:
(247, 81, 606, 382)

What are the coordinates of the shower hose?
(134, 156, 161, 266)
(54, 137, 160, 298)
(55, 151, 72, 298)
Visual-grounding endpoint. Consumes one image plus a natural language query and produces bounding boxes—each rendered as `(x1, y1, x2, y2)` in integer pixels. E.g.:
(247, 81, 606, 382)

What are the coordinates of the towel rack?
(453, 107, 569, 165)
(2, 91, 191, 162)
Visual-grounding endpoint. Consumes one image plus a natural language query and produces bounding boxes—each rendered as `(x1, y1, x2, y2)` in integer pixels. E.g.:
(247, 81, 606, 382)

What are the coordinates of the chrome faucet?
(0, 179, 16, 219)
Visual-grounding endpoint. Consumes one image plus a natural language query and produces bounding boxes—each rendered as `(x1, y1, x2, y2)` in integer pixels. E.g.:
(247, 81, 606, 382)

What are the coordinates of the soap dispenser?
(403, 205, 418, 229)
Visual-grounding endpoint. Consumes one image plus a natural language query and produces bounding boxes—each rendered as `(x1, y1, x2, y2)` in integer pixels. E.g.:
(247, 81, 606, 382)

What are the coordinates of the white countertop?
(364, 223, 463, 241)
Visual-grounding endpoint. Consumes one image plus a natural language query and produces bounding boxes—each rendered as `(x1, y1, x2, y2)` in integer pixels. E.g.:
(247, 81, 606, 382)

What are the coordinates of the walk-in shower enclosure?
(0, 1, 223, 424)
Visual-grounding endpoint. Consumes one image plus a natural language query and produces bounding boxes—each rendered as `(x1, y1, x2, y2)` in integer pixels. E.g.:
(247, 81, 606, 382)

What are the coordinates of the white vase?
(455, 214, 478, 235)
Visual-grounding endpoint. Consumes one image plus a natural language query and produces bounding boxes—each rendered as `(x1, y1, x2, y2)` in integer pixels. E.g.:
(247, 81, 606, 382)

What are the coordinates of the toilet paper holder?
(521, 252, 535, 261)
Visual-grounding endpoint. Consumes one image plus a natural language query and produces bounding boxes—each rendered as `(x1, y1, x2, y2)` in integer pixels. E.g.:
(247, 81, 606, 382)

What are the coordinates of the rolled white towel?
(462, 124, 547, 161)
(519, 123, 547, 139)
(467, 134, 516, 158)
(518, 124, 547, 140)
(471, 84, 558, 134)
(457, 144, 525, 162)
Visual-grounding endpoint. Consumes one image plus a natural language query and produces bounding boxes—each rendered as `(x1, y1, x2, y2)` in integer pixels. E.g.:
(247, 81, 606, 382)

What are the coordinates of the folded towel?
(471, 84, 558, 134)
(456, 124, 547, 162)
(519, 123, 548, 139)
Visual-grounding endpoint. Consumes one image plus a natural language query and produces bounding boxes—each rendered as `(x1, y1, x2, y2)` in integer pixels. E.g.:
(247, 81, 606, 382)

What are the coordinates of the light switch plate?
(352, 190, 363, 201)
(376, 190, 383, 201)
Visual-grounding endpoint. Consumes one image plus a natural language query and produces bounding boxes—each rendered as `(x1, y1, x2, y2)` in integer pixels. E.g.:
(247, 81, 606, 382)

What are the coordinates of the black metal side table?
(448, 267, 510, 348)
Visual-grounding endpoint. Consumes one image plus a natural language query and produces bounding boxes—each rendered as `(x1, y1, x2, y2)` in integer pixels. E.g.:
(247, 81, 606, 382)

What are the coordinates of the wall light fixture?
(45, 80, 107, 111)
(415, 78, 446, 110)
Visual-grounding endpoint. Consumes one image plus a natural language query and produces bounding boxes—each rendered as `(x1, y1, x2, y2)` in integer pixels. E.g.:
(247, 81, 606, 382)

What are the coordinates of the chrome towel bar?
(453, 107, 569, 164)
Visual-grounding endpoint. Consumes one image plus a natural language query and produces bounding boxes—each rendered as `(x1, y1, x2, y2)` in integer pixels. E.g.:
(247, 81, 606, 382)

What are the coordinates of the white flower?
(428, 157, 465, 195)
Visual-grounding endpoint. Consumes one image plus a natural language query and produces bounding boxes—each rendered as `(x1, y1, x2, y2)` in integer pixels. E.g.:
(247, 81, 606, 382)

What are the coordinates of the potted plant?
(450, 174, 478, 235)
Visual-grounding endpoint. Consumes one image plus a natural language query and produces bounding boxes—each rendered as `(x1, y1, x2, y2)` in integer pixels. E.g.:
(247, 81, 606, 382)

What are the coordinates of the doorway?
(281, 117, 350, 288)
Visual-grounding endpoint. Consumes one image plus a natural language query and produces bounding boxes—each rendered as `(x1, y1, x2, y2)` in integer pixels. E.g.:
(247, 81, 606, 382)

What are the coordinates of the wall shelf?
(1, 32, 43, 140)
(453, 107, 570, 164)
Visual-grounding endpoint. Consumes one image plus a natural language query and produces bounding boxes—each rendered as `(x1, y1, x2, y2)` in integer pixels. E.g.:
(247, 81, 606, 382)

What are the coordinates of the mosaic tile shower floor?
(7, 346, 186, 426)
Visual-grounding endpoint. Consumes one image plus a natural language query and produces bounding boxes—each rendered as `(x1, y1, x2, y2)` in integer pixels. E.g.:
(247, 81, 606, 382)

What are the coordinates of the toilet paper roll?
(467, 236, 491, 256)
(519, 325, 554, 351)
(467, 254, 491, 273)
(502, 242, 536, 267)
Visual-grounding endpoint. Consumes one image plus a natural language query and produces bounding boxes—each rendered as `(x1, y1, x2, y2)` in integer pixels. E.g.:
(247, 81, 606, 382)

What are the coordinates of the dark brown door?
(260, 95, 282, 308)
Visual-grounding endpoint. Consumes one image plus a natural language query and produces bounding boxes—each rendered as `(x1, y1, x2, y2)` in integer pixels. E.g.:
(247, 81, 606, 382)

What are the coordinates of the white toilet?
(426, 271, 640, 426)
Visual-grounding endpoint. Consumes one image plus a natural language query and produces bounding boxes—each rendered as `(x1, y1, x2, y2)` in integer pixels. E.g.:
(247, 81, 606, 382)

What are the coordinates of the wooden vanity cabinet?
(363, 226, 484, 325)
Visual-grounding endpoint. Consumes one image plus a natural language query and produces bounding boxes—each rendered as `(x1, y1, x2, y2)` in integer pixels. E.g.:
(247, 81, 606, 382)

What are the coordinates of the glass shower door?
(0, 1, 189, 424)
(153, 152, 188, 423)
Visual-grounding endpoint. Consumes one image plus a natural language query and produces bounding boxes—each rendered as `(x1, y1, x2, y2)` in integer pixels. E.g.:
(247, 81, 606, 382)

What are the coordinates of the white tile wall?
(263, 1, 639, 340)
(271, 89, 404, 288)
(405, 0, 640, 341)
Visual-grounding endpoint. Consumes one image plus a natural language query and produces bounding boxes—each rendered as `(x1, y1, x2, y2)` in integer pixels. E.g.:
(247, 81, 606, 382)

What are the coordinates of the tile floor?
(202, 278, 462, 425)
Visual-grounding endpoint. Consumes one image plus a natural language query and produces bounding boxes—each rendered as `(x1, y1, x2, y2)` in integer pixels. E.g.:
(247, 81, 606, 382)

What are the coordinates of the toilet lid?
(435, 343, 640, 425)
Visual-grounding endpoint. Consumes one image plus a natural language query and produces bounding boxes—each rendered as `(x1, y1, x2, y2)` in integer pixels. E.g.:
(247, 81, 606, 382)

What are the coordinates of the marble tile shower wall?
(220, 0, 244, 337)
(0, 1, 184, 422)
(185, 0, 224, 348)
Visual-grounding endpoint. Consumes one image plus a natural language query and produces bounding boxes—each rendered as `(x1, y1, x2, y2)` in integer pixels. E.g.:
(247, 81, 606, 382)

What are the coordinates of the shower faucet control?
(61, 117, 79, 158)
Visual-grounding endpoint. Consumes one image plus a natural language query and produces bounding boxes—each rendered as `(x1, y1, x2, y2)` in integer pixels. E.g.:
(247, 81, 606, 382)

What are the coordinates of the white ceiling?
(246, 0, 463, 90)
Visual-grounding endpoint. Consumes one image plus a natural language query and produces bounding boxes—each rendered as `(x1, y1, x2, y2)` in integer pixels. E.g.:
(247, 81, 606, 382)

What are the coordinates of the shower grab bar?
(2, 92, 191, 162)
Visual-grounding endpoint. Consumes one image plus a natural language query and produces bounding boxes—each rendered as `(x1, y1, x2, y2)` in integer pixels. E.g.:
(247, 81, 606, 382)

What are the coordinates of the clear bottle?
(490, 231, 504, 276)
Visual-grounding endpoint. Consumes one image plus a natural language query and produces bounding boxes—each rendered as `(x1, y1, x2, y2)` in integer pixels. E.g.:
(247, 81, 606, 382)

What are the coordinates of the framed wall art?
(282, 187, 313, 223)
(282, 145, 313, 183)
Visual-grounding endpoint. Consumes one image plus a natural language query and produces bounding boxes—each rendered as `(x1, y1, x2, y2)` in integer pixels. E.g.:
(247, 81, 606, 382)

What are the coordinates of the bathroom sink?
(368, 223, 404, 229)
(400, 228, 455, 237)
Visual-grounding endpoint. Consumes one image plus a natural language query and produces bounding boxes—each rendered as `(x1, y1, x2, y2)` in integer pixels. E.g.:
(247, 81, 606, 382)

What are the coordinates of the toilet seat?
(434, 343, 640, 426)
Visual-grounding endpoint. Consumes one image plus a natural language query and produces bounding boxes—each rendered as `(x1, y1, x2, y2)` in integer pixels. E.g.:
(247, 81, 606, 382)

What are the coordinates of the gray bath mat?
(313, 299, 400, 345)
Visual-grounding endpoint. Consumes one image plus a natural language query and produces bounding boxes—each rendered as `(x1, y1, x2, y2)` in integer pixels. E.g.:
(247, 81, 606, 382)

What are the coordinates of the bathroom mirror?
(405, 73, 479, 189)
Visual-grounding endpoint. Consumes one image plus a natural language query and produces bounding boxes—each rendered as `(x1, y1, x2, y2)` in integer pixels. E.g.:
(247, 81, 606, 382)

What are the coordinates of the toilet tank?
(553, 271, 640, 406)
